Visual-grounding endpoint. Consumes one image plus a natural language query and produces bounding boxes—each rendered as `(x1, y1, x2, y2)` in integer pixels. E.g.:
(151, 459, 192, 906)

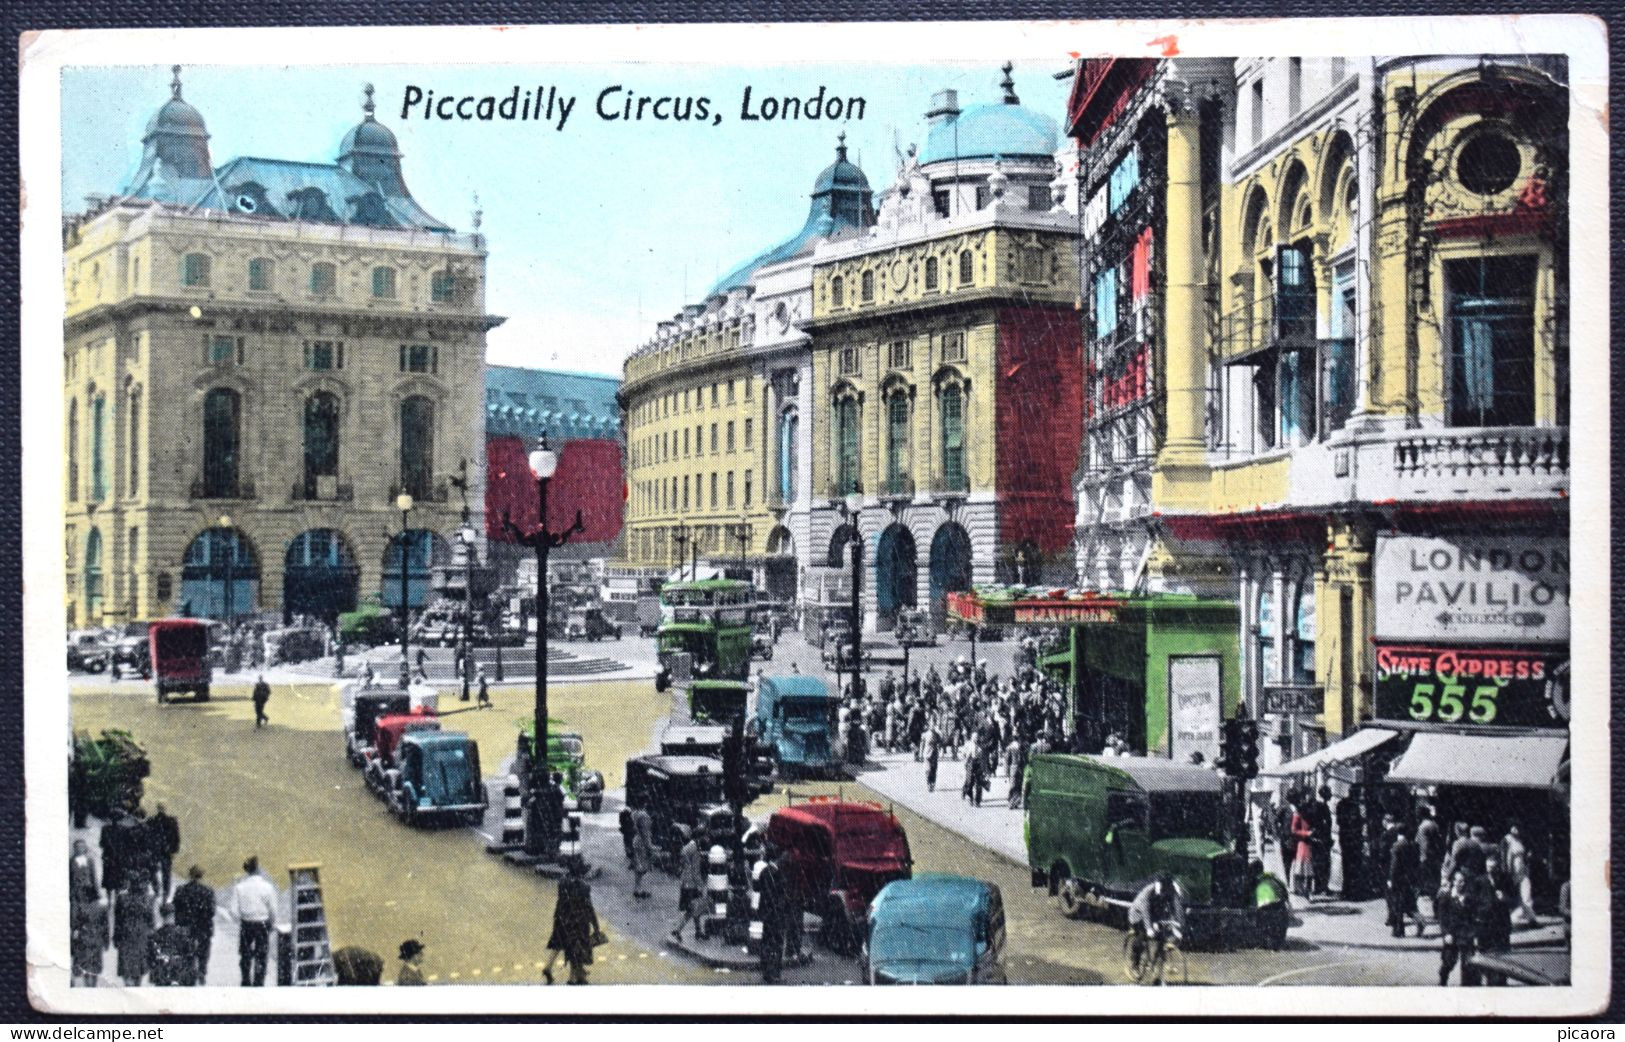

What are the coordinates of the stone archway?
(928, 522, 973, 611)
(284, 528, 360, 624)
(180, 526, 261, 621)
(875, 523, 918, 621)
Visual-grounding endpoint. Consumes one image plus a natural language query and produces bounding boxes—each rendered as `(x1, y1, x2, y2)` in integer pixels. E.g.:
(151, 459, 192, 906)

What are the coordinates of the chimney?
(926, 89, 961, 125)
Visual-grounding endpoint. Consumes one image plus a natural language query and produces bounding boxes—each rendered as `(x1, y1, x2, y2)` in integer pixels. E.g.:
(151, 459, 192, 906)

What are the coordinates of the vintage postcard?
(19, 16, 1610, 1017)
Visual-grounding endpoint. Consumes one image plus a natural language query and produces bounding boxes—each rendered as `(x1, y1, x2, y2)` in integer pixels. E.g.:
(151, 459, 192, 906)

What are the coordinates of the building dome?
(135, 66, 212, 182)
(918, 63, 1058, 166)
(813, 133, 872, 194)
(337, 84, 408, 196)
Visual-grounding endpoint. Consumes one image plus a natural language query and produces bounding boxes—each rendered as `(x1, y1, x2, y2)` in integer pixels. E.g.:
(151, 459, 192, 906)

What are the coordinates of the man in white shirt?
(233, 856, 278, 986)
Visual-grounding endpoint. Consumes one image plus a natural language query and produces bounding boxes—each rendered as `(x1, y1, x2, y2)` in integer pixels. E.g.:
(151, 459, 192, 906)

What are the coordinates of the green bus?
(654, 578, 754, 723)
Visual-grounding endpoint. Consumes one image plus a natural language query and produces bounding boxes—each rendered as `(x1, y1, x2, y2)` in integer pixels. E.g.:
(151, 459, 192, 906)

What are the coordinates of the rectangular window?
(712, 384, 719, 406)
(128, 527, 139, 570)
(309, 263, 336, 297)
(710, 424, 718, 454)
(400, 343, 436, 374)
(710, 473, 718, 509)
(726, 421, 735, 453)
(941, 331, 967, 363)
(924, 257, 939, 291)
(727, 380, 736, 404)
(683, 428, 690, 456)
(1108, 146, 1141, 214)
(744, 471, 752, 506)
(207, 335, 240, 365)
(888, 340, 911, 370)
(304, 341, 344, 370)
(839, 347, 859, 375)
(959, 251, 974, 286)
(372, 266, 397, 299)
(127, 390, 140, 495)
(431, 270, 456, 303)
(1446, 256, 1537, 427)
(1251, 79, 1265, 144)
(1093, 268, 1120, 341)
(248, 258, 273, 292)
(836, 397, 860, 495)
(743, 417, 753, 450)
(933, 189, 951, 218)
(1288, 58, 1303, 116)
(744, 380, 753, 401)
(182, 253, 210, 288)
(726, 472, 735, 507)
(975, 185, 991, 210)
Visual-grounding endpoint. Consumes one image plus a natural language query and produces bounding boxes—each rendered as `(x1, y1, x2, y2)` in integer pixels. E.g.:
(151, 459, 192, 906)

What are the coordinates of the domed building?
(62, 69, 500, 630)
(620, 137, 875, 600)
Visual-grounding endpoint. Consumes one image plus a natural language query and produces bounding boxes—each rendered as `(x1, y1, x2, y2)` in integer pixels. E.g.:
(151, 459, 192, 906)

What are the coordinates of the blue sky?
(61, 61, 1071, 376)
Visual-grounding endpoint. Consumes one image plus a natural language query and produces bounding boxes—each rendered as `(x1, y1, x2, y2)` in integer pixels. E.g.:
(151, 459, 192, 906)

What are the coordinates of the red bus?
(148, 619, 213, 704)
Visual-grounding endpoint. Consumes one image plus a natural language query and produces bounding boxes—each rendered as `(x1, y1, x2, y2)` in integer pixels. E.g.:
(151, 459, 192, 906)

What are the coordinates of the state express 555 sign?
(1373, 644, 1569, 729)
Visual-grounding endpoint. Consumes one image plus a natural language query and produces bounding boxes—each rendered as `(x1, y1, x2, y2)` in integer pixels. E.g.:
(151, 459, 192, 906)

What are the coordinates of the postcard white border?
(20, 15, 1611, 1017)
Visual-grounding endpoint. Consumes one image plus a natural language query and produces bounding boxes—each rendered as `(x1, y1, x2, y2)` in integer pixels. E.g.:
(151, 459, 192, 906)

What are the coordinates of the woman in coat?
(113, 878, 154, 985)
(544, 858, 601, 985)
(1288, 801, 1315, 899)
(71, 896, 109, 986)
(629, 807, 654, 899)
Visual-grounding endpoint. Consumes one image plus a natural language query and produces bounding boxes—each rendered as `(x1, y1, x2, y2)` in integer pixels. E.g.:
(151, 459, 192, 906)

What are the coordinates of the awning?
(1261, 727, 1399, 777)
(1384, 731, 1568, 789)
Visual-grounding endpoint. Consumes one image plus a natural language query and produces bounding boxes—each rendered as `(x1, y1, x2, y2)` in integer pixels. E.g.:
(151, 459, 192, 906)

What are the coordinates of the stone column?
(1159, 83, 1210, 468)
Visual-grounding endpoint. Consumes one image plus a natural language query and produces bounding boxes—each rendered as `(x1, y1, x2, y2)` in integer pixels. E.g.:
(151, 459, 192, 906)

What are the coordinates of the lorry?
(766, 796, 913, 954)
(1022, 753, 1290, 949)
(148, 619, 213, 703)
(386, 731, 487, 827)
(754, 675, 840, 779)
(862, 875, 1007, 985)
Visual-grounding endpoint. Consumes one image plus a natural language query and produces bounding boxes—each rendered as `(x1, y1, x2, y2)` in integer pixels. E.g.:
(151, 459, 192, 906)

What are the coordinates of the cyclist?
(1127, 872, 1186, 979)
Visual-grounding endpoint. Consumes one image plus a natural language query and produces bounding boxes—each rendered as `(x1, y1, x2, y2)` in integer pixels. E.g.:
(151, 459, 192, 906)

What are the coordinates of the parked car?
(364, 711, 442, 795)
(387, 731, 486, 827)
(862, 875, 1007, 984)
(517, 722, 606, 813)
(565, 608, 620, 642)
(344, 691, 411, 766)
(1023, 753, 1290, 948)
(67, 630, 111, 674)
(112, 622, 152, 676)
(766, 797, 912, 954)
(624, 754, 743, 867)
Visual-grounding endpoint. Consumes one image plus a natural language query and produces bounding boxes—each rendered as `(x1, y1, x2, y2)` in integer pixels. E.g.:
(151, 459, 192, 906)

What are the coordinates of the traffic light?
(1216, 719, 1240, 775)
(722, 715, 748, 810)
(1236, 718, 1260, 780)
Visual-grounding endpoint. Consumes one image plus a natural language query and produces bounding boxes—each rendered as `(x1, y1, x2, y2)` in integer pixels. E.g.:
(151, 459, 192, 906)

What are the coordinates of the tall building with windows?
(804, 65, 1083, 632)
(62, 70, 499, 628)
(1067, 55, 1568, 770)
(620, 138, 875, 601)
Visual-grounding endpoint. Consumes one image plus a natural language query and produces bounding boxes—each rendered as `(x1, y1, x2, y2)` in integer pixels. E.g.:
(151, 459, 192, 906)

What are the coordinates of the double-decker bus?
(600, 564, 665, 628)
(654, 578, 755, 723)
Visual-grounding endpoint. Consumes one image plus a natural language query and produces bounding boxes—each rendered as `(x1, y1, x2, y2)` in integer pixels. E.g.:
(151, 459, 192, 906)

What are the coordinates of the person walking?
(233, 856, 278, 987)
(1500, 822, 1539, 925)
(1416, 804, 1444, 894)
(544, 858, 601, 985)
(1386, 829, 1423, 938)
(754, 845, 787, 983)
(71, 895, 109, 987)
(476, 667, 491, 709)
(1307, 786, 1334, 897)
(147, 904, 196, 986)
(396, 939, 427, 985)
(669, 835, 705, 942)
(924, 729, 940, 793)
(629, 807, 654, 899)
(146, 803, 180, 899)
(1437, 869, 1484, 986)
(172, 865, 215, 986)
(618, 806, 636, 865)
(251, 674, 271, 729)
(70, 838, 100, 909)
(1335, 787, 1365, 900)
(113, 877, 155, 986)
(1288, 800, 1315, 899)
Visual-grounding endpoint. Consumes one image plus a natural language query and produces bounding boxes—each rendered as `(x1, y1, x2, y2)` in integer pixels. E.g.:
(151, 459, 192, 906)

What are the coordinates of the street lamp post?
(457, 521, 477, 702)
(216, 514, 234, 626)
(396, 493, 414, 688)
(843, 490, 863, 703)
(503, 433, 585, 864)
(672, 521, 690, 582)
(731, 516, 750, 579)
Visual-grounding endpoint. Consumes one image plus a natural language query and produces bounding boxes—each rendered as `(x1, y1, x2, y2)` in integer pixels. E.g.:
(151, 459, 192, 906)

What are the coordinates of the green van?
(1023, 753, 1289, 948)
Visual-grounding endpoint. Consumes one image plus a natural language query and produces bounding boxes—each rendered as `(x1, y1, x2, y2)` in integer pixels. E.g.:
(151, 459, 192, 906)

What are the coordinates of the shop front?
(947, 589, 1239, 758)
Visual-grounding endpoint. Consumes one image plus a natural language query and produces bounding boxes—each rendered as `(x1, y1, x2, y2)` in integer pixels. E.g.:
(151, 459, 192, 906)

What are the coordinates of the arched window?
(303, 391, 341, 496)
(83, 528, 103, 620)
(1257, 582, 1280, 686)
(924, 256, 939, 291)
(958, 250, 974, 286)
(90, 393, 107, 502)
(777, 408, 798, 503)
(202, 388, 241, 498)
(886, 392, 910, 494)
(66, 398, 78, 503)
(399, 395, 435, 499)
(834, 396, 860, 495)
(127, 387, 141, 496)
(861, 270, 875, 302)
(938, 383, 965, 491)
(831, 276, 845, 309)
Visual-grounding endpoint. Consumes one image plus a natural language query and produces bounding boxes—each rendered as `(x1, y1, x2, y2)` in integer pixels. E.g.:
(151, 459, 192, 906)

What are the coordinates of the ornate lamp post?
(456, 521, 477, 702)
(395, 493, 414, 687)
(216, 514, 234, 626)
(672, 521, 691, 582)
(731, 515, 750, 579)
(502, 433, 584, 863)
(843, 489, 864, 702)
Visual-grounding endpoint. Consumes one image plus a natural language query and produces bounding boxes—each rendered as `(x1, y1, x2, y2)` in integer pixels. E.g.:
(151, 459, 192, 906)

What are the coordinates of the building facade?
(1067, 55, 1569, 781)
(803, 66, 1083, 632)
(620, 138, 876, 601)
(63, 71, 498, 628)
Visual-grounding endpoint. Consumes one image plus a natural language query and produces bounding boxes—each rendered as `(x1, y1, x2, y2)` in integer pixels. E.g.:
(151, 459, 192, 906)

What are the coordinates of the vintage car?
(112, 622, 152, 676)
(623, 754, 744, 866)
(862, 875, 1007, 985)
(754, 675, 840, 779)
(517, 722, 606, 813)
(67, 630, 111, 674)
(387, 731, 486, 826)
(364, 711, 442, 795)
(766, 797, 913, 954)
(344, 691, 411, 766)
(565, 608, 620, 642)
(1023, 753, 1290, 948)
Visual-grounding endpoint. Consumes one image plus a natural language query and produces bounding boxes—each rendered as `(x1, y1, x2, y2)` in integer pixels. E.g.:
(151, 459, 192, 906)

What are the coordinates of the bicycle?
(1122, 924, 1188, 985)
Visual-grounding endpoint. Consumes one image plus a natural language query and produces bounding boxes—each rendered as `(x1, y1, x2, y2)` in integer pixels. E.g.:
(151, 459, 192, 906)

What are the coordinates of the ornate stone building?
(62, 70, 498, 628)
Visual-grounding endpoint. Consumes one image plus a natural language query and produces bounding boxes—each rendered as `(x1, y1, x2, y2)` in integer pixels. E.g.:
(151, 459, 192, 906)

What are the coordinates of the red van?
(765, 797, 912, 954)
(148, 619, 213, 704)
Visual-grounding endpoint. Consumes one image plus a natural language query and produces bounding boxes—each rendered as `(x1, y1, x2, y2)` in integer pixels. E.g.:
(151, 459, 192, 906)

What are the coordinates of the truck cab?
(755, 675, 840, 778)
(863, 875, 1007, 985)
(1023, 753, 1289, 948)
(766, 798, 912, 954)
(388, 731, 486, 827)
